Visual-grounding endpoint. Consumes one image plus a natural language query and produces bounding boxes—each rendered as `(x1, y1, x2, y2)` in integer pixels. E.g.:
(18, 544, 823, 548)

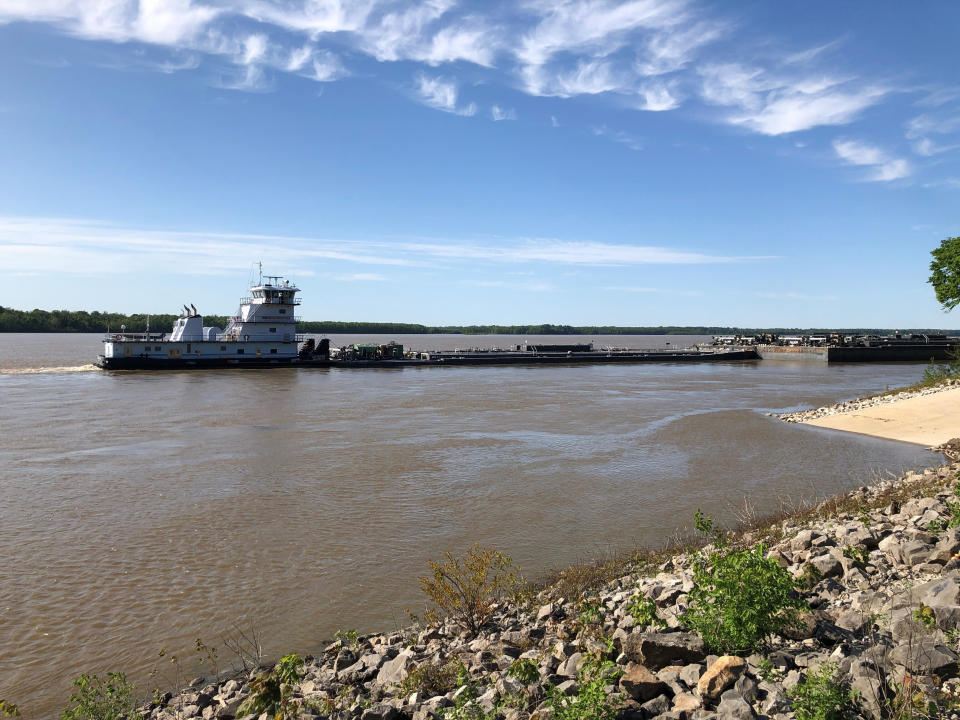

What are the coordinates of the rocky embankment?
(145, 460, 960, 720)
(779, 379, 960, 424)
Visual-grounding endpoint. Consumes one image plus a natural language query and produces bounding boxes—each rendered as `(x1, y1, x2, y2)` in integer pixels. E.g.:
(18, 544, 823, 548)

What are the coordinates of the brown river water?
(0, 333, 943, 717)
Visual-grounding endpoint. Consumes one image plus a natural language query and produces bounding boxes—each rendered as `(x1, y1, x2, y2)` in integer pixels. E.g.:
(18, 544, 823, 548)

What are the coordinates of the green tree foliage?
(929, 236, 960, 312)
(0, 308, 228, 333)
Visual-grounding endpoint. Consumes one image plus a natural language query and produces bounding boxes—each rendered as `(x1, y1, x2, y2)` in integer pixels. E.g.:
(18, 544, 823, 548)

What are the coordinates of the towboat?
(95, 273, 305, 369)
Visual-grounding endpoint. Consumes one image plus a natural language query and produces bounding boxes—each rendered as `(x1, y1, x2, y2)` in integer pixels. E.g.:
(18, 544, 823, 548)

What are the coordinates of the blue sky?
(0, 1, 958, 328)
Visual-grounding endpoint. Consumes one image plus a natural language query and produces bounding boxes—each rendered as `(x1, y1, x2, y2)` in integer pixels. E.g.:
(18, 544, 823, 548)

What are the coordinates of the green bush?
(682, 513, 806, 654)
(62, 673, 141, 720)
(236, 653, 305, 718)
(420, 544, 519, 636)
(545, 658, 622, 720)
(787, 663, 859, 720)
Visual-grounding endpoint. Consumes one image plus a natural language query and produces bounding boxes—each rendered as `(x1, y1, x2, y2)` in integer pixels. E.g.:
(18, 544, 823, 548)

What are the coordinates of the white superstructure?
(99, 273, 302, 366)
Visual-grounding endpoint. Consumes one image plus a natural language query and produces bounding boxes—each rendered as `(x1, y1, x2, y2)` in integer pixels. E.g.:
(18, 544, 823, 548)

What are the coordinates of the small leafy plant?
(236, 653, 305, 719)
(334, 628, 359, 648)
(0, 700, 21, 718)
(440, 666, 499, 720)
(62, 672, 141, 720)
(420, 544, 519, 636)
(913, 604, 937, 630)
(506, 658, 539, 686)
(545, 658, 622, 720)
(786, 663, 859, 720)
(682, 511, 807, 655)
(626, 591, 666, 629)
(842, 545, 869, 567)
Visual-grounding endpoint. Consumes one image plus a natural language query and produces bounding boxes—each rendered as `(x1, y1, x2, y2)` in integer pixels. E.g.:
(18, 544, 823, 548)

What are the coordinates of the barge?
(94, 274, 758, 370)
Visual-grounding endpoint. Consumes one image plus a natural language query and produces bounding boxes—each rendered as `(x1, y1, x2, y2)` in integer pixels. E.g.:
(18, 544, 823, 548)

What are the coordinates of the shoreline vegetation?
(6, 385, 960, 718)
(1, 306, 959, 336)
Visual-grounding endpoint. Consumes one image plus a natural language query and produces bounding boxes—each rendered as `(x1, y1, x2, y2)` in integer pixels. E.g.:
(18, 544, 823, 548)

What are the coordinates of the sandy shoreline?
(789, 381, 960, 447)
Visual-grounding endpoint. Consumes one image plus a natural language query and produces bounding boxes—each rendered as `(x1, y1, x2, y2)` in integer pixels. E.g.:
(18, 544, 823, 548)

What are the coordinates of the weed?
(236, 653, 305, 719)
(927, 518, 947, 536)
(545, 658, 622, 720)
(756, 657, 783, 683)
(576, 598, 604, 627)
(334, 628, 359, 649)
(841, 545, 869, 567)
(787, 662, 859, 720)
(398, 658, 464, 698)
(220, 623, 264, 674)
(682, 512, 806, 655)
(913, 604, 937, 630)
(62, 672, 141, 720)
(506, 658, 539, 686)
(626, 591, 666, 629)
(440, 666, 499, 720)
(800, 563, 823, 590)
(420, 544, 519, 636)
(0, 700, 20, 718)
(193, 638, 219, 683)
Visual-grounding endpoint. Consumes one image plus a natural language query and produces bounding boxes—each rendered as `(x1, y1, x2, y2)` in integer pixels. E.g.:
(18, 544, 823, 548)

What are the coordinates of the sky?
(0, 0, 958, 328)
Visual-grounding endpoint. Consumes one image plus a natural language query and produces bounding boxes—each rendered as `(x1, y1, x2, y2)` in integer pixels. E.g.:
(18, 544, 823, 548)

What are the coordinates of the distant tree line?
(1, 307, 956, 336)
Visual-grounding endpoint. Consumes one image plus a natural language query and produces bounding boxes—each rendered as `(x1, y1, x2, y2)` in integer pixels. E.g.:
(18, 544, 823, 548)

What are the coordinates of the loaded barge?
(94, 274, 756, 370)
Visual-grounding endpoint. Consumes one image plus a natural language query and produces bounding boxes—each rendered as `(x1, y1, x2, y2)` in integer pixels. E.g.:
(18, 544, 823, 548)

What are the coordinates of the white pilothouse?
(96, 272, 304, 369)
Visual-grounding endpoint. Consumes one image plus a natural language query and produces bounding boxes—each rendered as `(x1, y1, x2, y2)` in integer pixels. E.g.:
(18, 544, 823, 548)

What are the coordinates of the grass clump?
(787, 663, 859, 720)
(681, 510, 807, 655)
(236, 653, 305, 719)
(0, 701, 20, 718)
(62, 672, 141, 720)
(420, 544, 520, 636)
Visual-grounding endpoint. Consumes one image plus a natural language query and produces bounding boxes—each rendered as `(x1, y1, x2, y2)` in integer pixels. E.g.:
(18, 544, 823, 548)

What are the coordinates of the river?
(0, 333, 941, 717)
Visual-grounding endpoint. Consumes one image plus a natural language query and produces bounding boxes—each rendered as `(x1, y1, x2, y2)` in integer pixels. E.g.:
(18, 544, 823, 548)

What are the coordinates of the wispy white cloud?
(413, 73, 476, 115)
(699, 62, 887, 135)
(635, 80, 679, 111)
(0, 217, 773, 279)
(905, 113, 960, 157)
(491, 105, 516, 121)
(832, 139, 911, 182)
(592, 124, 643, 151)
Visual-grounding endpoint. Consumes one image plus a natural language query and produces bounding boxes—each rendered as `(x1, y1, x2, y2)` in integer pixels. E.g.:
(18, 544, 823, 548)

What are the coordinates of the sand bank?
(804, 384, 960, 446)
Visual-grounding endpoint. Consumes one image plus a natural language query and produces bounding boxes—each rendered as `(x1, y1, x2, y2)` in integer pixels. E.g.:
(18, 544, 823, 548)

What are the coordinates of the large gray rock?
(361, 703, 399, 720)
(376, 651, 414, 687)
(556, 652, 583, 678)
(888, 641, 958, 673)
(716, 692, 756, 719)
(621, 631, 706, 669)
(900, 540, 934, 566)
